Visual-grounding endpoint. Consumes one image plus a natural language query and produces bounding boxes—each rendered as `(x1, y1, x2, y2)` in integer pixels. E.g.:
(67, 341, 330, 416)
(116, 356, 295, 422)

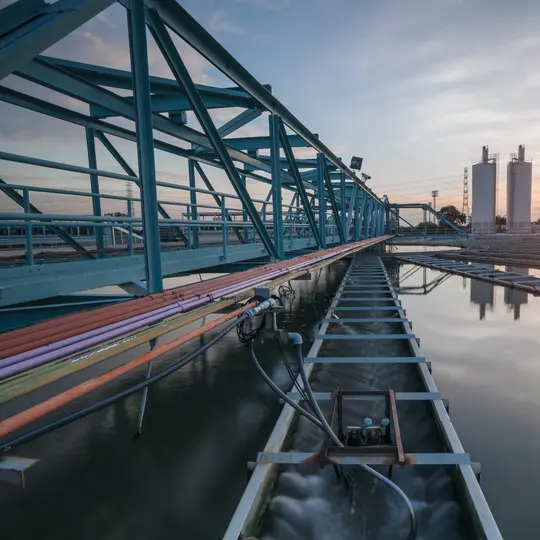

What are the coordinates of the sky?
(1, 0, 540, 223)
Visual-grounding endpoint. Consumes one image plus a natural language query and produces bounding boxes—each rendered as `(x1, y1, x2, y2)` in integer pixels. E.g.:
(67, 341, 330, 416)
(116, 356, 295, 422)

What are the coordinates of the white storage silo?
(507, 145, 532, 233)
(471, 146, 497, 234)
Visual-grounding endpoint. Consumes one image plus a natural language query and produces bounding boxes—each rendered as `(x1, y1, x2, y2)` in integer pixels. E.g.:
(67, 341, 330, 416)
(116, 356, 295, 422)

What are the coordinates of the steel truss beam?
(278, 119, 322, 247)
(95, 131, 189, 245)
(16, 58, 287, 180)
(146, 9, 278, 258)
(0, 0, 115, 81)
(141, 0, 378, 201)
(192, 162, 246, 244)
(0, 86, 282, 190)
(0, 177, 95, 259)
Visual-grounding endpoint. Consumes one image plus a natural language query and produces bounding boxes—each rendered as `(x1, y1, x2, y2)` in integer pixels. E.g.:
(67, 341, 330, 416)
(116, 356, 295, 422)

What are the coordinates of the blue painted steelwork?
(128, 1, 162, 292)
(0, 0, 393, 309)
(269, 114, 284, 259)
(85, 128, 105, 255)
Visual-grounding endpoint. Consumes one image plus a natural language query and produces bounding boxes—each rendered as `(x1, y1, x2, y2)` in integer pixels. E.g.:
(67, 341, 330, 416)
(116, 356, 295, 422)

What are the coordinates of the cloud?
(208, 10, 246, 35)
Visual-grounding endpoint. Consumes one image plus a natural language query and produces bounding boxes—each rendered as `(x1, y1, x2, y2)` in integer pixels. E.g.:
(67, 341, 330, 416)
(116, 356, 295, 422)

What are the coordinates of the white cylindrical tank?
(471, 146, 496, 234)
(507, 145, 532, 233)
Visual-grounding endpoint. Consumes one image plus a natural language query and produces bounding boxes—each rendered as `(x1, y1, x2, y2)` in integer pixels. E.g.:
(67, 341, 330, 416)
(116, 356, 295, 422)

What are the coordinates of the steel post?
(85, 127, 105, 255)
(340, 172, 346, 240)
(269, 114, 284, 259)
(127, 0, 163, 293)
(221, 196, 228, 260)
(354, 189, 361, 241)
(127, 198, 134, 255)
(345, 184, 357, 239)
(363, 196, 371, 238)
(323, 166, 345, 244)
(188, 160, 199, 248)
(23, 189, 34, 266)
(317, 153, 326, 248)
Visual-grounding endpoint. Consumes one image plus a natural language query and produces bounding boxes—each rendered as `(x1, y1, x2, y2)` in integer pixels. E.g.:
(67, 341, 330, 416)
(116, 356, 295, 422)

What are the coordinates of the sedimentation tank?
(471, 146, 496, 234)
(507, 145, 532, 234)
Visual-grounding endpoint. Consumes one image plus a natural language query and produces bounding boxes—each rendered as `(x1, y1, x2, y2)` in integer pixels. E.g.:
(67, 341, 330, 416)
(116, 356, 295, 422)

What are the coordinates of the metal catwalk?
(225, 254, 501, 540)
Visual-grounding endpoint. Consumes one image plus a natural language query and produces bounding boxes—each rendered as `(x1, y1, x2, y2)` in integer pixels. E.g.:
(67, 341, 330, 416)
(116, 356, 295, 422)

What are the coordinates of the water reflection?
(470, 265, 494, 320)
(392, 262, 451, 296)
(504, 266, 528, 320)
(392, 261, 530, 322)
(388, 262, 540, 539)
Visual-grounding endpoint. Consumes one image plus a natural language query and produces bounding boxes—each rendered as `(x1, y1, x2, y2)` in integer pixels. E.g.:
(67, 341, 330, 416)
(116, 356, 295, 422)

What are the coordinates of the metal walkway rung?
(305, 356, 425, 364)
(331, 306, 401, 311)
(287, 391, 442, 401)
(316, 333, 415, 340)
(345, 283, 389, 287)
(337, 297, 397, 302)
(341, 289, 393, 294)
(257, 452, 470, 466)
(349, 272, 387, 276)
(323, 317, 409, 323)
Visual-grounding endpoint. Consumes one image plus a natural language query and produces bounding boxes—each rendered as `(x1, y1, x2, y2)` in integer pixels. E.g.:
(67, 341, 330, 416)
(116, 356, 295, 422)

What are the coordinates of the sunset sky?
(1, 0, 540, 223)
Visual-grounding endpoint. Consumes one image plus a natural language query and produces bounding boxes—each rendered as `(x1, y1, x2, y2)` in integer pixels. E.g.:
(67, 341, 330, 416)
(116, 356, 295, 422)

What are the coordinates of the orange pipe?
(0, 251, 312, 356)
(0, 301, 258, 439)
(0, 240, 368, 358)
(0, 270, 266, 356)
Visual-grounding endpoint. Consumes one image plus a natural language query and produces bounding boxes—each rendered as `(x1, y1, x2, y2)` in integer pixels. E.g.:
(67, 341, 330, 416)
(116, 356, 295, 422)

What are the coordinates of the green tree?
(437, 205, 466, 227)
(495, 215, 506, 225)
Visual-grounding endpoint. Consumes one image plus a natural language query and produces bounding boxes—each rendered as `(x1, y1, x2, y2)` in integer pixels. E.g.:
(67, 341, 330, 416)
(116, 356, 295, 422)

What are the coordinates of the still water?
(389, 261, 540, 539)
(1, 257, 539, 539)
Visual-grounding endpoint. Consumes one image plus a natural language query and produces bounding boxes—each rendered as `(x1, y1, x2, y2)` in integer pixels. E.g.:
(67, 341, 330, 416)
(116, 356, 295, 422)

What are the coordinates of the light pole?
(431, 190, 439, 223)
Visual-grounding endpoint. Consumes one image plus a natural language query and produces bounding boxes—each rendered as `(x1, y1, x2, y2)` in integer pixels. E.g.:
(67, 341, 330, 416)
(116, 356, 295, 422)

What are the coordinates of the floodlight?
(350, 156, 363, 171)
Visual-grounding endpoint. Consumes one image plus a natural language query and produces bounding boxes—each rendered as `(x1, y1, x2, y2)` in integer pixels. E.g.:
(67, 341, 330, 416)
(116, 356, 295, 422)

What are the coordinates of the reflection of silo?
(504, 266, 528, 320)
(507, 145, 532, 233)
(470, 265, 495, 320)
(471, 146, 496, 234)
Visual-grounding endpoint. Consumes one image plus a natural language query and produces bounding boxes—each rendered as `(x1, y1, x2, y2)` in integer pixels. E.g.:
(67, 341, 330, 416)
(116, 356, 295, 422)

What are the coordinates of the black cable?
(274, 337, 310, 405)
(248, 342, 324, 430)
(236, 315, 265, 343)
(0, 315, 245, 454)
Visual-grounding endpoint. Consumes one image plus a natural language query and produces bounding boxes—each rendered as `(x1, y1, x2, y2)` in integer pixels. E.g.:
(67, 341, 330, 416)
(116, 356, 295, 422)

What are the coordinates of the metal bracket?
(0, 456, 39, 488)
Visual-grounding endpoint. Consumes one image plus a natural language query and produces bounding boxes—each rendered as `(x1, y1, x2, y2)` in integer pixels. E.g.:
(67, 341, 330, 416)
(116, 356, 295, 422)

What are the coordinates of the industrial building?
(471, 146, 497, 234)
(507, 145, 532, 233)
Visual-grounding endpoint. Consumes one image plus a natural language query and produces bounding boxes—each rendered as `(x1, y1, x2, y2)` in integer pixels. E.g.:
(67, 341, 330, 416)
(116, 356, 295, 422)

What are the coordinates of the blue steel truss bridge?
(0, 0, 465, 316)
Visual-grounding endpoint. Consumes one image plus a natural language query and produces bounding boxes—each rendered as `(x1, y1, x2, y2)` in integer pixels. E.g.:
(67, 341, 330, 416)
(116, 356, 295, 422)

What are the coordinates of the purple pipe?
(0, 269, 285, 380)
(1, 300, 200, 368)
(0, 239, 379, 380)
(2, 268, 286, 370)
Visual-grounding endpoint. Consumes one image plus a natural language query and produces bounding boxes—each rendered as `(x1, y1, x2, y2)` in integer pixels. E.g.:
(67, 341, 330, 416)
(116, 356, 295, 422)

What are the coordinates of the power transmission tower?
(462, 167, 469, 217)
